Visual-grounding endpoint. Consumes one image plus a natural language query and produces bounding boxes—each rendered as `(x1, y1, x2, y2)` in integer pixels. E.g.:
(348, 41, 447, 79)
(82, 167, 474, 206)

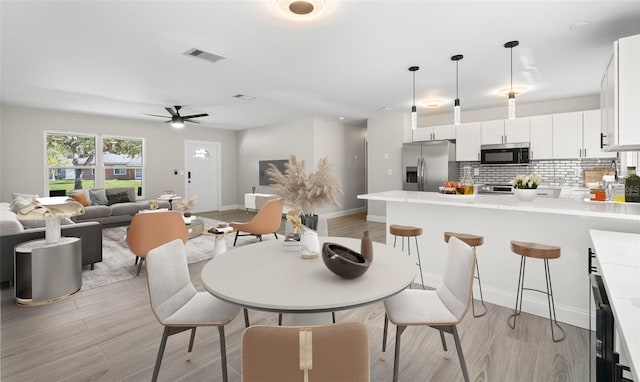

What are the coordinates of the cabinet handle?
(477, 152, 480, 161)
(531, 150, 533, 159)
(504, 135, 507, 143)
(600, 133, 606, 148)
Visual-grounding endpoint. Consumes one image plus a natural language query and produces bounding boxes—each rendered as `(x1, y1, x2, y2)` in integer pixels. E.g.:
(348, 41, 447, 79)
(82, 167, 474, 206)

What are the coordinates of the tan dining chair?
(241, 322, 370, 382)
(382, 236, 475, 382)
(230, 199, 283, 246)
(145, 239, 242, 382)
(125, 210, 188, 275)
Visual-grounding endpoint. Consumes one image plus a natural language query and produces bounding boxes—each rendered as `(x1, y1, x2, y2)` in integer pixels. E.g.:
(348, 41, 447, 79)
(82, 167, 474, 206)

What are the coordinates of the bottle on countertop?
(460, 166, 475, 195)
(360, 230, 373, 262)
(624, 166, 640, 203)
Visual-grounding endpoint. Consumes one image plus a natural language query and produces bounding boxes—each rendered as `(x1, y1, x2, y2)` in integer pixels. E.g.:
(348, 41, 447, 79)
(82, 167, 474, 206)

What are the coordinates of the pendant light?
(504, 40, 519, 120)
(409, 66, 419, 130)
(451, 54, 463, 126)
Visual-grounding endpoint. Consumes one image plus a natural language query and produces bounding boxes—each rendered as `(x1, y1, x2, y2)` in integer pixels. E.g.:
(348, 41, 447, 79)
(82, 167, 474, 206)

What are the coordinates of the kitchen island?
(358, 191, 640, 329)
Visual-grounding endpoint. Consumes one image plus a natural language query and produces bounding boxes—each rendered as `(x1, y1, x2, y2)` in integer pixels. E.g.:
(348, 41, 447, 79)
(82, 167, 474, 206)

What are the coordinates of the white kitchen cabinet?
(583, 109, 616, 159)
(552, 112, 582, 159)
(601, 34, 640, 151)
(529, 115, 553, 160)
(455, 122, 481, 161)
(481, 118, 529, 144)
(413, 125, 455, 142)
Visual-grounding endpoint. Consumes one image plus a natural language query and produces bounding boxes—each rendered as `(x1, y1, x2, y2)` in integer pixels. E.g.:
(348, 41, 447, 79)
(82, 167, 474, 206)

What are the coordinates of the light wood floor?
(1, 211, 589, 381)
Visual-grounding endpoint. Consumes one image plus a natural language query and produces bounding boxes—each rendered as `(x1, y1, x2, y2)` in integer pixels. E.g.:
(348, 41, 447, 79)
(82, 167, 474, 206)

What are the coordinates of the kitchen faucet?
(612, 159, 618, 182)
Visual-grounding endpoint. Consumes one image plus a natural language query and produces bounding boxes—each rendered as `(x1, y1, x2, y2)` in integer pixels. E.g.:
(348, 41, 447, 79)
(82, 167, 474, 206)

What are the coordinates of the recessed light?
(421, 99, 446, 109)
(233, 94, 256, 101)
(337, 116, 345, 120)
(277, 0, 325, 17)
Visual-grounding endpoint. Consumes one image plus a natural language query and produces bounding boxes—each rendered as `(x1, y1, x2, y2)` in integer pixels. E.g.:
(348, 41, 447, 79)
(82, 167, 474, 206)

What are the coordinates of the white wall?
(0, 105, 238, 208)
(236, 117, 366, 217)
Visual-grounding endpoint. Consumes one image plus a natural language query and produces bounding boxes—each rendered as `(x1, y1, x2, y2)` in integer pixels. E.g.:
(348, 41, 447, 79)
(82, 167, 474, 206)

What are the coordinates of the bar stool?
(389, 224, 425, 289)
(444, 232, 487, 318)
(507, 240, 565, 342)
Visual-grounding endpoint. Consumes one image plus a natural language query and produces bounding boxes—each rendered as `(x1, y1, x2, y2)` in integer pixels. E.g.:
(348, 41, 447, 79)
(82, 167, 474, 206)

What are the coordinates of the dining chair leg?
(451, 325, 470, 382)
(393, 325, 407, 382)
(273, 232, 278, 239)
(233, 232, 239, 246)
(381, 314, 389, 360)
(218, 326, 228, 382)
(135, 256, 139, 265)
(151, 327, 170, 382)
(439, 329, 450, 359)
(243, 309, 250, 327)
(186, 327, 196, 361)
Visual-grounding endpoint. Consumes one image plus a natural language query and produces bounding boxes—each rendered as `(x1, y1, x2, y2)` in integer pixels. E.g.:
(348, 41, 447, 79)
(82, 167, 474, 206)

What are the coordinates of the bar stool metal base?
(507, 256, 565, 342)
(393, 235, 425, 289)
(471, 255, 487, 318)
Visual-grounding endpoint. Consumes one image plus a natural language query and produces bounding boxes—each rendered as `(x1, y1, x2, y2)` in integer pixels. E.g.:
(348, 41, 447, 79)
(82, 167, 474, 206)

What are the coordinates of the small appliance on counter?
(477, 184, 514, 194)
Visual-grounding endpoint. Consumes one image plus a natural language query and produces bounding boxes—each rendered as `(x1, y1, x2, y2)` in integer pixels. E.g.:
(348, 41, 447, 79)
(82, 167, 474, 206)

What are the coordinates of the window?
(45, 132, 145, 198)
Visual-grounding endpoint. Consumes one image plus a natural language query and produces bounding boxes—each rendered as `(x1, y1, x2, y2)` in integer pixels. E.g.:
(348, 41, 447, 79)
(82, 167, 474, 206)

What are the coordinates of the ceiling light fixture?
(504, 40, 519, 120)
(277, 0, 325, 17)
(171, 117, 185, 129)
(498, 87, 526, 97)
(451, 54, 463, 126)
(409, 66, 419, 130)
(421, 99, 446, 109)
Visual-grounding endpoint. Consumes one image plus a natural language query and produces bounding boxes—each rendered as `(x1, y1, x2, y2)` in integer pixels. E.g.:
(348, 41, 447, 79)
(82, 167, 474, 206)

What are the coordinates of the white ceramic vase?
(514, 188, 537, 202)
(299, 225, 320, 258)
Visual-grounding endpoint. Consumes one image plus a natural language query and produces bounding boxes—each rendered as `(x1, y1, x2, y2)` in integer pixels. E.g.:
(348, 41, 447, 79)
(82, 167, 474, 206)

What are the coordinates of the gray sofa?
(0, 202, 103, 285)
(72, 187, 170, 226)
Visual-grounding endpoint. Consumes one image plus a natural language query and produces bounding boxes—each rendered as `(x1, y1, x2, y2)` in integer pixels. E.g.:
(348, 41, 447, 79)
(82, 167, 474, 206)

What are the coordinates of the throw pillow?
(10, 196, 35, 213)
(106, 190, 131, 205)
(70, 193, 90, 206)
(89, 189, 109, 206)
(11, 192, 38, 201)
(71, 189, 92, 205)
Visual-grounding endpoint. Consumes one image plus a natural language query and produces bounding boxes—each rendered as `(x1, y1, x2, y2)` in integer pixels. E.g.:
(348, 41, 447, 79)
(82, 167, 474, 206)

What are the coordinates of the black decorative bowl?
(321, 242, 370, 279)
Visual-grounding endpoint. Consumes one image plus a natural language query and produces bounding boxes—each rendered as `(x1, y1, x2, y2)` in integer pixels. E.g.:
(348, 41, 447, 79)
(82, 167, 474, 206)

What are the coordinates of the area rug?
(81, 217, 238, 290)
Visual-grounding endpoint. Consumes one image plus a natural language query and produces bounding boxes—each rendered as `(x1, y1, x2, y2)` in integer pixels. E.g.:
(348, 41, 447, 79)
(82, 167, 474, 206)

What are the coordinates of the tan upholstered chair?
(230, 199, 283, 246)
(145, 239, 241, 382)
(382, 237, 475, 382)
(241, 322, 370, 382)
(125, 211, 188, 275)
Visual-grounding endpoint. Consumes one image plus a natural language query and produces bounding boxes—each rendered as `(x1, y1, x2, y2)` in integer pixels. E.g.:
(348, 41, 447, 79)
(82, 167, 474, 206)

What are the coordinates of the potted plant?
(267, 154, 342, 230)
(175, 195, 197, 217)
(510, 174, 541, 201)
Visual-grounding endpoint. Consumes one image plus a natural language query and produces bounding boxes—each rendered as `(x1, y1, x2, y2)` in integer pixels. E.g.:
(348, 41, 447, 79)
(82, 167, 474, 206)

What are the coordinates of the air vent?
(233, 94, 256, 101)
(183, 48, 225, 64)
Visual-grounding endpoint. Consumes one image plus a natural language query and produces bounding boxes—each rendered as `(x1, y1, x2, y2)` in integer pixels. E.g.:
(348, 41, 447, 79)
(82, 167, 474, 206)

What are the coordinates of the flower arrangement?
(266, 154, 342, 216)
(175, 195, 197, 214)
(510, 174, 542, 189)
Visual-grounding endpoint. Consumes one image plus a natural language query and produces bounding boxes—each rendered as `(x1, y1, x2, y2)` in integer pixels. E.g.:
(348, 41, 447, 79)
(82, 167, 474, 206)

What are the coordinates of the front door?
(184, 140, 220, 213)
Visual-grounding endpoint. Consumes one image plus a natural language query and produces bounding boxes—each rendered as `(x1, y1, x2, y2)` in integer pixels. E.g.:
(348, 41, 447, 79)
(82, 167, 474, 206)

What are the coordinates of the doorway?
(184, 140, 221, 213)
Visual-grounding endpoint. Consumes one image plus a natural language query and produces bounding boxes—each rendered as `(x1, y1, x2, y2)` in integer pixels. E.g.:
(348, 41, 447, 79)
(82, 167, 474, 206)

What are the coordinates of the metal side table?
(14, 237, 82, 306)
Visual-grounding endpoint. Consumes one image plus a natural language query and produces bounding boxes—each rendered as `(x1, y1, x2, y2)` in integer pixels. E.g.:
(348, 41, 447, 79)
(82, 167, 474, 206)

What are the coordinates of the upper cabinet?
(481, 118, 529, 144)
(552, 110, 616, 159)
(529, 115, 553, 160)
(456, 122, 482, 161)
(601, 34, 640, 151)
(413, 125, 456, 142)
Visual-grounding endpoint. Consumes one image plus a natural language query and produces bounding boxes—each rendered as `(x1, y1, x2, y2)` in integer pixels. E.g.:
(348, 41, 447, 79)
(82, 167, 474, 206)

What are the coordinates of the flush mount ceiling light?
(504, 40, 519, 120)
(277, 0, 325, 16)
(498, 87, 527, 97)
(451, 54, 463, 126)
(421, 99, 446, 109)
(409, 66, 420, 130)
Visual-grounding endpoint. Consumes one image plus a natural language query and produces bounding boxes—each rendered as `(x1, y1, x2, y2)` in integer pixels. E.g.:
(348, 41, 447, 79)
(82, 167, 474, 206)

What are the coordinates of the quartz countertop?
(589, 230, 640, 378)
(357, 190, 640, 221)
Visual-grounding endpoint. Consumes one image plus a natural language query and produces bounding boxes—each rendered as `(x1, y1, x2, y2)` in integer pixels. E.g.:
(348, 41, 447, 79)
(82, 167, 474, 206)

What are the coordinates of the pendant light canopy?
(409, 66, 419, 130)
(451, 54, 463, 126)
(504, 40, 519, 120)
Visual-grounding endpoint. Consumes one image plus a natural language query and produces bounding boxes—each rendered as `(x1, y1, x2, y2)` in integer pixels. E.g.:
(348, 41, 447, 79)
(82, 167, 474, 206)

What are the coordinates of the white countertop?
(589, 230, 640, 379)
(358, 190, 640, 221)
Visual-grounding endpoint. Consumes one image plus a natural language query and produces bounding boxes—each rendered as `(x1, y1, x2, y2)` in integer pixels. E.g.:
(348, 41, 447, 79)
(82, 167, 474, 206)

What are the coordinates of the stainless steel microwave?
(480, 142, 530, 165)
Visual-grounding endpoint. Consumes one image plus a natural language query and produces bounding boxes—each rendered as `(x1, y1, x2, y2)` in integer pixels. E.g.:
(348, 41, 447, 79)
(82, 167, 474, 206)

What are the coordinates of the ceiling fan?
(144, 106, 209, 128)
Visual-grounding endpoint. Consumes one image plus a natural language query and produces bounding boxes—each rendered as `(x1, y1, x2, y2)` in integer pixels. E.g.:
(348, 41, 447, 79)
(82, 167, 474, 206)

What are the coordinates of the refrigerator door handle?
(417, 157, 423, 191)
(420, 157, 426, 191)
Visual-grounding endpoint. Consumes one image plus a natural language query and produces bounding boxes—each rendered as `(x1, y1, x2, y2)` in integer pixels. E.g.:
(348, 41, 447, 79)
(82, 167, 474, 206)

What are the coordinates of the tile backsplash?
(457, 158, 620, 188)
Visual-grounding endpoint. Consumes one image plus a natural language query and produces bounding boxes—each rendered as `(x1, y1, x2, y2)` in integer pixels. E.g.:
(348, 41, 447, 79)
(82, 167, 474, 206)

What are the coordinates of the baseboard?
(366, 214, 386, 223)
(219, 204, 243, 211)
(319, 207, 366, 219)
(420, 271, 590, 330)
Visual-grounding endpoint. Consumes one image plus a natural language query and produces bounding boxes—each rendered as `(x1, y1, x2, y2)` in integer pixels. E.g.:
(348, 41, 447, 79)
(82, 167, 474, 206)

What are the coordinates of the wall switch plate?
(474, 168, 480, 176)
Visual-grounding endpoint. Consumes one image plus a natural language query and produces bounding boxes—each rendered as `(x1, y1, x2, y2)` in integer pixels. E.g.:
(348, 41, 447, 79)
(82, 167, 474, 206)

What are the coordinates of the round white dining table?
(201, 236, 417, 325)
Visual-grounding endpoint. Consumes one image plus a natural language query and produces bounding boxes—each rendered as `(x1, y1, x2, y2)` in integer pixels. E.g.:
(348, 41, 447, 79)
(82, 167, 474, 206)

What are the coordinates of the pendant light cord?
(510, 45, 513, 92)
(412, 71, 416, 107)
(456, 61, 459, 99)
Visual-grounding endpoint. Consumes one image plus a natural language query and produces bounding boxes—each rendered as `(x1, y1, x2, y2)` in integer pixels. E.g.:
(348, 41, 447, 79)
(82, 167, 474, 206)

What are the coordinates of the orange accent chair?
(229, 199, 283, 246)
(125, 211, 189, 276)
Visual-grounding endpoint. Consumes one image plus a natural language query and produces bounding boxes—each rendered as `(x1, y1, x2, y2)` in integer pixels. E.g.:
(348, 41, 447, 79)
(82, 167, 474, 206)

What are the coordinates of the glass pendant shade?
(508, 91, 516, 120)
(408, 66, 419, 130)
(454, 99, 461, 126)
(411, 105, 417, 130)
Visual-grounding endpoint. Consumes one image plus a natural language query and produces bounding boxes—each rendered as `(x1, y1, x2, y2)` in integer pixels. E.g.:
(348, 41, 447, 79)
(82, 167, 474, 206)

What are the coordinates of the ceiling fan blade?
(185, 119, 200, 124)
(144, 113, 171, 118)
(165, 107, 178, 117)
(182, 113, 209, 119)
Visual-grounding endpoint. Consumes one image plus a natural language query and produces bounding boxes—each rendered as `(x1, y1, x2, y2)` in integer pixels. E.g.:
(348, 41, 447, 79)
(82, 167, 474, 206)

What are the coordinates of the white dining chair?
(145, 239, 242, 382)
(382, 236, 475, 382)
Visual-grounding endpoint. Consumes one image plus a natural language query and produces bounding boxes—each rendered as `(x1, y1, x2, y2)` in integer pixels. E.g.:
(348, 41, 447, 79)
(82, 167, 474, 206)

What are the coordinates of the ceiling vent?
(183, 48, 225, 64)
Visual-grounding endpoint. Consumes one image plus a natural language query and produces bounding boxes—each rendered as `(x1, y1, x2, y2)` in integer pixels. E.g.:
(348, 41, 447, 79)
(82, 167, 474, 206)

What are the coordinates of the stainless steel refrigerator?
(402, 141, 457, 192)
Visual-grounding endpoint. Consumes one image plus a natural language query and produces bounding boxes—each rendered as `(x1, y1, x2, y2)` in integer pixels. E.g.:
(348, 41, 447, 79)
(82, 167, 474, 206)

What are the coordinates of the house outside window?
(102, 136, 144, 198)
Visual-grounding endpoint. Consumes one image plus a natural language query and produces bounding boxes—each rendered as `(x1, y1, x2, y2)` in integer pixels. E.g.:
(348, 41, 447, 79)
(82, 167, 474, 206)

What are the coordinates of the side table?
(14, 237, 82, 306)
(203, 228, 235, 256)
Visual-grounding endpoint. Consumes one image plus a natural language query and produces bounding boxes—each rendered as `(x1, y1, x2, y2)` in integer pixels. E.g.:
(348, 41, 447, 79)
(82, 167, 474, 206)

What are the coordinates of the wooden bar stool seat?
(444, 232, 487, 318)
(508, 240, 565, 342)
(389, 224, 424, 289)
